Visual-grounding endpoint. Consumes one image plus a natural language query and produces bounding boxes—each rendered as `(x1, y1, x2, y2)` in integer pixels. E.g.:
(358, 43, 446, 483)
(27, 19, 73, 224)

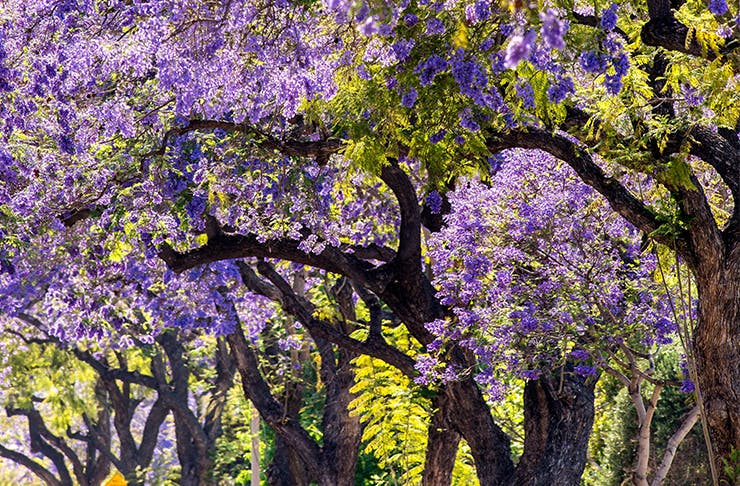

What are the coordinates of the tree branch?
(6, 407, 74, 485)
(34, 413, 87, 485)
(14, 313, 159, 389)
(563, 104, 740, 209)
(651, 405, 701, 486)
(157, 332, 211, 463)
(136, 397, 170, 467)
(142, 119, 342, 162)
(0, 442, 61, 486)
(642, 16, 715, 60)
(562, 107, 726, 274)
(646, 0, 672, 18)
(571, 12, 629, 40)
(351, 282, 385, 340)
(74, 348, 159, 389)
(694, 126, 740, 198)
(97, 374, 139, 472)
(485, 127, 694, 262)
(203, 338, 236, 447)
(342, 242, 395, 262)
(641, 0, 740, 60)
(380, 160, 422, 273)
(660, 163, 723, 275)
(158, 232, 381, 290)
(79, 413, 124, 473)
(634, 383, 663, 485)
(237, 261, 417, 377)
(226, 317, 325, 479)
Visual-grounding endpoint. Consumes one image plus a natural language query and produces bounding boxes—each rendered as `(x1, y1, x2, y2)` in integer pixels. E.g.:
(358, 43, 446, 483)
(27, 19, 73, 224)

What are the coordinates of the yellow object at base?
(105, 472, 127, 486)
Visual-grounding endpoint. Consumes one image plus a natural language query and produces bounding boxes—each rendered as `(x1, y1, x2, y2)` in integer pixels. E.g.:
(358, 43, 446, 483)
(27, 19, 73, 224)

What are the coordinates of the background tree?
(0, 309, 239, 484)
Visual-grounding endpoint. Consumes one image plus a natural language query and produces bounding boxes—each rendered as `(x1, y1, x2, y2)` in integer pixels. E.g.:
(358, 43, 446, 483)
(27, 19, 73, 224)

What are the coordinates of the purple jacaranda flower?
(540, 9, 568, 50)
(504, 30, 536, 69)
(601, 3, 619, 31)
(401, 88, 418, 108)
(709, 0, 728, 15)
(426, 190, 443, 214)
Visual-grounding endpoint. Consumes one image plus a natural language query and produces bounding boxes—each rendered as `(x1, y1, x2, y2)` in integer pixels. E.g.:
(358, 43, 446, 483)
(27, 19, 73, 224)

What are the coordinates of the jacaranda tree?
(0, 0, 738, 484)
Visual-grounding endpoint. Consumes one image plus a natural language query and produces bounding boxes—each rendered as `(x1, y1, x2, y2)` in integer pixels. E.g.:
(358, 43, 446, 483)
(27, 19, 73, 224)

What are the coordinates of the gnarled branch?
(237, 261, 417, 377)
(485, 127, 698, 265)
(0, 442, 61, 486)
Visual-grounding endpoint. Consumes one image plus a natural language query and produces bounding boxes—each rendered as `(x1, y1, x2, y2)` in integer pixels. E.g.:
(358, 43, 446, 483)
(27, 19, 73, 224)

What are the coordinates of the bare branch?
(634, 384, 664, 485)
(0, 442, 61, 486)
(651, 406, 701, 486)
(237, 261, 417, 377)
(602, 364, 632, 389)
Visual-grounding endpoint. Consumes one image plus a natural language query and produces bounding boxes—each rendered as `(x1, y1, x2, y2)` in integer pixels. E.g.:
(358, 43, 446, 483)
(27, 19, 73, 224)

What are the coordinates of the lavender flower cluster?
(423, 150, 677, 396)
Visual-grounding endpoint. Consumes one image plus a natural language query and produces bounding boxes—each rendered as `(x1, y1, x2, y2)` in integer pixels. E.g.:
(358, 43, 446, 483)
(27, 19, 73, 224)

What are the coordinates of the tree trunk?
(179, 460, 205, 486)
(265, 378, 310, 486)
(694, 267, 740, 482)
(423, 393, 461, 486)
(266, 436, 310, 486)
(319, 346, 362, 486)
(510, 371, 596, 486)
(227, 326, 325, 481)
(251, 406, 261, 486)
(173, 414, 215, 486)
(443, 379, 515, 485)
(159, 332, 215, 485)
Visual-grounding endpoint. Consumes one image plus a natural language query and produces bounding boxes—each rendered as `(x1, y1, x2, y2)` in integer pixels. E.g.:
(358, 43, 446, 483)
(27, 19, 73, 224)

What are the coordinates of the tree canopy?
(0, 0, 738, 484)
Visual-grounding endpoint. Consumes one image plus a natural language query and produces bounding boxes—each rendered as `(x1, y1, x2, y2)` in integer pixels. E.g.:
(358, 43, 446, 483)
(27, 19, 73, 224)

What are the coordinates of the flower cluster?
(426, 150, 676, 396)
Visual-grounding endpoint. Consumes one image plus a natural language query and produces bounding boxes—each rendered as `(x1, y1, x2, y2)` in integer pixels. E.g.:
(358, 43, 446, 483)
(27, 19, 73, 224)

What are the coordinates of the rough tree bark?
(694, 266, 740, 474)
(422, 393, 461, 486)
(319, 278, 363, 486)
(512, 372, 596, 486)
(639, 0, 740, 479)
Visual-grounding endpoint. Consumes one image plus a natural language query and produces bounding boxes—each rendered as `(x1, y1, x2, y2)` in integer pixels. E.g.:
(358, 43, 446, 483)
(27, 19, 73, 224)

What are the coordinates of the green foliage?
(350, 326, 430, 485)
(213, 387, 264, 485)
(451, 440, 479, 486)
(584, 374, 636, 486)
(489, 380, 525, 460)
(721, 448, 740, 485)
(661, 156, 697, 192)
(584, 345, 707, 485)
(1, 340, 98, 431)
(349, 326, 479, 484)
